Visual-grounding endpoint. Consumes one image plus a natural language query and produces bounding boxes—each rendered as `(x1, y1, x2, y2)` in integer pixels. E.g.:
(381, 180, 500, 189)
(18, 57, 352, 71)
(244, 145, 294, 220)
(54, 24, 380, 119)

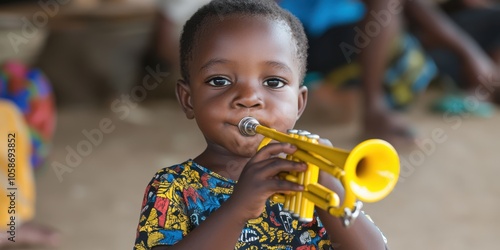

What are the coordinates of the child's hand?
(228, 143, 307, 221)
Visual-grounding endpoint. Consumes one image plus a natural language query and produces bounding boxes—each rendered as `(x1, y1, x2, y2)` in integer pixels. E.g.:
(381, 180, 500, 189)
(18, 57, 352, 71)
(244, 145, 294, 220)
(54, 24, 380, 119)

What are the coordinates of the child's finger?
(264, 178, 304, 192)
(256, 157, 307, 178)
(249, 142, 297, 163)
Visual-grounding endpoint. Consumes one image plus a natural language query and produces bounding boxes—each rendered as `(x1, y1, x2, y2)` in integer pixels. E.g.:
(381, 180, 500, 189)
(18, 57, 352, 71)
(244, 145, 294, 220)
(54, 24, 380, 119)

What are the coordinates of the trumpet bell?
(344, 139, 400, 203)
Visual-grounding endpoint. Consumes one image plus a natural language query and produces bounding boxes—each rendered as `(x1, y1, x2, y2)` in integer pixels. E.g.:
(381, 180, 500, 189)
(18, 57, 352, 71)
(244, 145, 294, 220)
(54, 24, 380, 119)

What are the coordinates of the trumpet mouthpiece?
(238, 117, 260, 136)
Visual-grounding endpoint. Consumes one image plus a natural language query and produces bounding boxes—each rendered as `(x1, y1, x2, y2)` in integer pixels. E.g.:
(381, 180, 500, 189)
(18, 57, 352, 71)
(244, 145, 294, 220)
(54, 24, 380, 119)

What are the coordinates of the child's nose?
(232, 82, 264, 109)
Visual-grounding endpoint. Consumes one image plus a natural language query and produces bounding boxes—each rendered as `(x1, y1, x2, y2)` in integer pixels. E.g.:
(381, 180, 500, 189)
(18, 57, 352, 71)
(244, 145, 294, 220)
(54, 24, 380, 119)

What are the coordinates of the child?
(134, 0, 387, 249)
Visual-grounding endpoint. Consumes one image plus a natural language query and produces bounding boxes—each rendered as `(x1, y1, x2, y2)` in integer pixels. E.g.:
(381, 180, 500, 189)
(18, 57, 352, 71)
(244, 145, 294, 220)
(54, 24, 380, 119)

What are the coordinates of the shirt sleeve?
(134, 171, 190, 250)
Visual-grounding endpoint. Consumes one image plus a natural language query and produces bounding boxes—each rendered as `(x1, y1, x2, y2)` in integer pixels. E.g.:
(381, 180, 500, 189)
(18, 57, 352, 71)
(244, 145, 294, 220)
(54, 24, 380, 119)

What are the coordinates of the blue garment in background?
(279, 0, 366, 37)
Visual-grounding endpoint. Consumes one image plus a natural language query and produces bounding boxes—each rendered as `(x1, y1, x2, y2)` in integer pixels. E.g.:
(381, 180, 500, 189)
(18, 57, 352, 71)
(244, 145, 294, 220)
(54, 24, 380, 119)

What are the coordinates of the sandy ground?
(12, 93, 500, 250)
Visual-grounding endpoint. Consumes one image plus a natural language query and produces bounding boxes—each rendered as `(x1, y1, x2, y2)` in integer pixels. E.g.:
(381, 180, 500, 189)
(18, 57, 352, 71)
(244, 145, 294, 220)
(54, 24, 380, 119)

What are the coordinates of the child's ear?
(176, 79, 195, 119)
(296, 85, 308, 119)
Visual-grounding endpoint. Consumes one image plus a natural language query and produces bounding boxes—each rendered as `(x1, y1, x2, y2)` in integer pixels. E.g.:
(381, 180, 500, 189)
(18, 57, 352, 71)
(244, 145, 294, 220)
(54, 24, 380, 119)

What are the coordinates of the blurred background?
(0, 0, 499, 249)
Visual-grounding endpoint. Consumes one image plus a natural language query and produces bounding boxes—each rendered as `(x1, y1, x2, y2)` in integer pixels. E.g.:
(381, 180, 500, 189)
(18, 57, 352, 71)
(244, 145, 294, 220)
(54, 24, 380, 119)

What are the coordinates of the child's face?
(177, 15, 307, 157)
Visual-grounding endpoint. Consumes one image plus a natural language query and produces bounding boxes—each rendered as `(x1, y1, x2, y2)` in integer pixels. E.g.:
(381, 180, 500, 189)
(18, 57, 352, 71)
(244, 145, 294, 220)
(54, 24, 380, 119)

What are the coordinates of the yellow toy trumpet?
(238, 117, 400, 227)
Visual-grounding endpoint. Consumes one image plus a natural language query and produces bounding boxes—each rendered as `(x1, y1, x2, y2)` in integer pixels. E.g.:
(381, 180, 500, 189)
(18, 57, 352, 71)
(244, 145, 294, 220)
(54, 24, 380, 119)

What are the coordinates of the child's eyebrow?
(264, 61, 292, 74)
(200, 58, 230, 72)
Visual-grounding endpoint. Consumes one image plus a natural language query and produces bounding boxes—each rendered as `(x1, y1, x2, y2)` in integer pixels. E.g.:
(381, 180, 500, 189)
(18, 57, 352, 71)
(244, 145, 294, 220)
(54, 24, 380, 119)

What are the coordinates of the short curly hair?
(179, 0, 308, 83)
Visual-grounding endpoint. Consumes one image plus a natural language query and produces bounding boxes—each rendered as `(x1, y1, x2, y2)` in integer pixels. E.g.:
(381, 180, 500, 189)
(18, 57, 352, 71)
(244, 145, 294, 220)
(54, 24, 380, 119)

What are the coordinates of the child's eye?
(207, 77, 231, 87)
(263, 78, 286, 88)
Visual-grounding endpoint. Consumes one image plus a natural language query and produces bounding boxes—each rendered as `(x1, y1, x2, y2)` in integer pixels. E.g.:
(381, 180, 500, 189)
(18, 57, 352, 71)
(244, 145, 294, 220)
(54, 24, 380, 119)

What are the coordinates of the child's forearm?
(316, 173, 387, 250)
(152, 198, 248, 250)
(317, 209, 387, 250)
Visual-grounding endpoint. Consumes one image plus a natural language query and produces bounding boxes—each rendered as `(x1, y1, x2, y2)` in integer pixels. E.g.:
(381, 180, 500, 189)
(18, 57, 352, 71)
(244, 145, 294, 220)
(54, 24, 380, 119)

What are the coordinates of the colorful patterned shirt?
(134, 159, 334, 250)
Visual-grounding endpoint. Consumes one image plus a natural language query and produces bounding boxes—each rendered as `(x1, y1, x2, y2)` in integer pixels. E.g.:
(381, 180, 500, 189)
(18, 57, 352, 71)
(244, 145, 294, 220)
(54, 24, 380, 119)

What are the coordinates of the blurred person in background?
(0, 61, 59, 248)
(426, 0, 500, 113)
(278, 0, 500, 146)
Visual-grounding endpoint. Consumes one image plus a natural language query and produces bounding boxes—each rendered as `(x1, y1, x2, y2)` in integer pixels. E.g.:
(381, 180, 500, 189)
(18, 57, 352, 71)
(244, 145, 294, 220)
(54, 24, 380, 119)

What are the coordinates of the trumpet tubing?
(238, 117, 400, 227)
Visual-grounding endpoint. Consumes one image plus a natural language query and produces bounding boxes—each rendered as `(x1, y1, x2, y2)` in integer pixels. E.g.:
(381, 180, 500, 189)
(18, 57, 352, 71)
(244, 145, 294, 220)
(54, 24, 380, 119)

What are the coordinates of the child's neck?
(193, 150, 250, 181)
